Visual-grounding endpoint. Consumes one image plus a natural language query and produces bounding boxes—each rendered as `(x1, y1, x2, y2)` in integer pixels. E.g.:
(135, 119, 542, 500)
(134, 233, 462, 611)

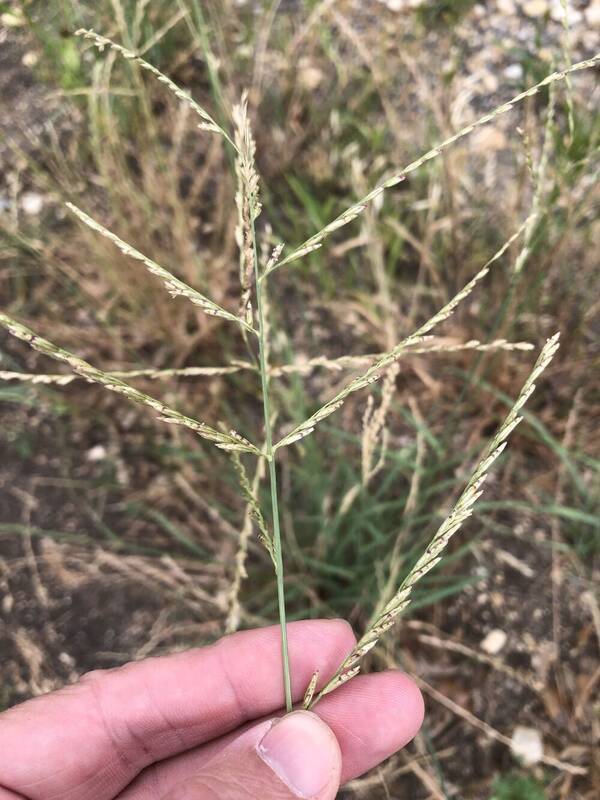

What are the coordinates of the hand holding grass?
(0, 621, 423, 800)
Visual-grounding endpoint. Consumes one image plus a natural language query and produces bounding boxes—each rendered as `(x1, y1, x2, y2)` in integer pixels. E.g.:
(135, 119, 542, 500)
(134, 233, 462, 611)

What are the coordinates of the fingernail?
(257, 710, 339, 798)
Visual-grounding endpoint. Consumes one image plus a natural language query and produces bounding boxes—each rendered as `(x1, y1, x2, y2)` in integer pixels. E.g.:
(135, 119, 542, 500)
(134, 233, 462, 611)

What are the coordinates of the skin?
(0, 620, 424, 799)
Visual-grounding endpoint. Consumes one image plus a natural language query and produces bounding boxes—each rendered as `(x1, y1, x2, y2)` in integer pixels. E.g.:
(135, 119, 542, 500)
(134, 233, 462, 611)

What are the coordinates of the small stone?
(22, 51, 40, 68)
(1, 11, 25, 27)
(58, 652, 75, 668)
(497, 0, 516, 12)
(298, 63, 324, 92)
(549, 1, 583, 23)
(587, 1, 600, 27)
(510, 726, 544, 766)
(20, 192, 44, 216)
(504, 63, 524, 81)
(477, 69, 499, 93)
(480, 628, 507, 654)
(2, 595, 14, 614)
(86, 444, 107, 462)
(523, 0, 548, 17)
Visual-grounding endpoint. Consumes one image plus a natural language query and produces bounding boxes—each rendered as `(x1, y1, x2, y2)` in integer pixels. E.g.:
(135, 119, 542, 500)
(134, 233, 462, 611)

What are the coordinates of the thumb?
(163, 711, 342, 800)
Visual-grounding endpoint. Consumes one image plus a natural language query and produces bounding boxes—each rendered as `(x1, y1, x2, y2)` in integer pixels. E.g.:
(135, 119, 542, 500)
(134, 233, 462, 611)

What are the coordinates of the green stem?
(252, 228, 293, 713)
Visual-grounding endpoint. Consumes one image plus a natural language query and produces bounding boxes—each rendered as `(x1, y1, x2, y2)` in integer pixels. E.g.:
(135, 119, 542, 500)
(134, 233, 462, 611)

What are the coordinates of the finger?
(0, 620, 355, 800)
(317, 671, 424, 782)
(0, 789, 24, 800)
(119, 670, 423, 797)
(161, 712, 341, 800)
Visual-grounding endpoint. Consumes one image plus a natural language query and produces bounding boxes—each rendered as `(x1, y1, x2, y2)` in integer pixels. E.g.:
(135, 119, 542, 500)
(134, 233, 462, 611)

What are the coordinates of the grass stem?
(252, 226, 293, 713)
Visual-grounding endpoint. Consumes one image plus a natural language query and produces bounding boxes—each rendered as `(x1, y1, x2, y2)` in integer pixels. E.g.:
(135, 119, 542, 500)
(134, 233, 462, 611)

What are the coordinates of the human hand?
(0, 620, 423, 799)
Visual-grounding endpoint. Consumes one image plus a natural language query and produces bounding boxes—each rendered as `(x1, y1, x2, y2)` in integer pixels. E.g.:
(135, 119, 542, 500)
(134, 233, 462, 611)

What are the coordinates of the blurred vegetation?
(491, 772, 547, 800)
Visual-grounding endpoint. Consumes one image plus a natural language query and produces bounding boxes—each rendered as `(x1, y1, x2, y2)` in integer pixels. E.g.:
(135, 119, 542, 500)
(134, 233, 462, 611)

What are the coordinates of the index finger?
(0, 619, 356, 800)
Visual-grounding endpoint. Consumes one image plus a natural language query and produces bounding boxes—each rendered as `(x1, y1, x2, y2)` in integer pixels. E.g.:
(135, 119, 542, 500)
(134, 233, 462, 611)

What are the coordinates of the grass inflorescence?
(1, 21, 597, 718)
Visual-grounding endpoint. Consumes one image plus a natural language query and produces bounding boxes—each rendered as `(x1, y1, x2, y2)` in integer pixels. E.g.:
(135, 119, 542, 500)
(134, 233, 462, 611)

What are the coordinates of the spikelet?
(308, 333, 560, 706)
(302, 671, 320, 709)
(268, 242, 321, 271)
(361, 364, 397, 485)
(226, 456, 267, 633)
(0, 313, 260, 455)
(233, 94, 262, 325)
(75, 29, 236, 148)
(274, 221, 530, 451)
(66, 203, 256, 334)
(265, 244, 285, 274)
(231, 452, 275, 564)
(338, 370, 395, 518)
(270, 52, 600, 275)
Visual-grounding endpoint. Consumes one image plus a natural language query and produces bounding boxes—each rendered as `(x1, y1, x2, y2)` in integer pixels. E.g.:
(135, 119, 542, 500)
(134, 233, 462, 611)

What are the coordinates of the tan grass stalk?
(274, 221, 531, 451)
(137, 7, 188, 56)
(403, 397, 426, 520)
(0, 313, 259, 455)
(309, 333, 561, 705)
(514, 82, 557, 276)
(560, 0, 575, 140)
(268, 53, 600, 275)
(132, 0, 153, 44)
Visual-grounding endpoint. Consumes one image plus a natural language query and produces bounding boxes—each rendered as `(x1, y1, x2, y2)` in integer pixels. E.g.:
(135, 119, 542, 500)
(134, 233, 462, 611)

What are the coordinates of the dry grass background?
(1, 1, 599, 797)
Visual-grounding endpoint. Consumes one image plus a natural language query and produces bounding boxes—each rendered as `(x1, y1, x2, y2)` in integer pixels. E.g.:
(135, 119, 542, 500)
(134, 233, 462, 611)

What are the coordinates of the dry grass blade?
(0, 313, 259, 455)
(310, 333, 561, 704)
(66, 203, 256, 334)
(75, 28, 236, 148)
(270, 53, 600, 274)
(274, 221, 529, 450)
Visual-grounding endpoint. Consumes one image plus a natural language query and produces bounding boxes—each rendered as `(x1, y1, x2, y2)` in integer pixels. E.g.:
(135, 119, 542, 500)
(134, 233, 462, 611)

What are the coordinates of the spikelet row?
(274, 219, 530, 451)
(0, 313, 259, 455)
(310, 333, 561, 704)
